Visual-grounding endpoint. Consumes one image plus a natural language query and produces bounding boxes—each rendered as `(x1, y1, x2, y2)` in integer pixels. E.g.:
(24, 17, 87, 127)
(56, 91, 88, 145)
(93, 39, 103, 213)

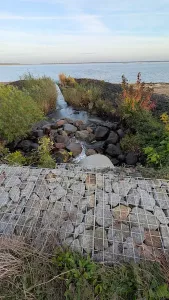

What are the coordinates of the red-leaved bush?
(121, 73, 155, 112)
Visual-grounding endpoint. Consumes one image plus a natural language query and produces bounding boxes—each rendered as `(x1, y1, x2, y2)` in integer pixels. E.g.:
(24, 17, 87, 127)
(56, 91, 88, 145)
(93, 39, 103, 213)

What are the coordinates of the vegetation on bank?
(59, 73, 169, 171)
(1, 237, 169, 300)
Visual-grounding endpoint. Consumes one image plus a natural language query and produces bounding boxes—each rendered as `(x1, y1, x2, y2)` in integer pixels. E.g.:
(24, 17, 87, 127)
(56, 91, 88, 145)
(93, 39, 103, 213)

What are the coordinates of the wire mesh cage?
(0, 164, 169, 263)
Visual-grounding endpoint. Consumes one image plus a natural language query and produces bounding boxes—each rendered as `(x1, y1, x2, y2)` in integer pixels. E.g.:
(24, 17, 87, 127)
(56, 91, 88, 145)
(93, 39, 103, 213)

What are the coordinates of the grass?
(60, 75, 116, 117)
(1, 236, 169, 300)
(20, 73, 57, 114)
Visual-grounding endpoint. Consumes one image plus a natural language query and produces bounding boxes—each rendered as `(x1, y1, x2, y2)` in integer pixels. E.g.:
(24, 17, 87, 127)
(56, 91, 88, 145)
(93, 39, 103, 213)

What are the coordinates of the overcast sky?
(0, 0, 169, 63)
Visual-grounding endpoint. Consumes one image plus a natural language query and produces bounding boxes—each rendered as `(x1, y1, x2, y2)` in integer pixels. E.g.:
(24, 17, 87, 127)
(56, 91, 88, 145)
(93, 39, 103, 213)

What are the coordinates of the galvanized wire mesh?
(0, 164, 169, 263)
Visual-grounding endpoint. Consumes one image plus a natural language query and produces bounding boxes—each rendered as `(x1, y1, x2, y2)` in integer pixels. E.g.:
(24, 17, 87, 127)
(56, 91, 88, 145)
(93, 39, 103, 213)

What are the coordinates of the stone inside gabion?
(0, 164, 169, 262)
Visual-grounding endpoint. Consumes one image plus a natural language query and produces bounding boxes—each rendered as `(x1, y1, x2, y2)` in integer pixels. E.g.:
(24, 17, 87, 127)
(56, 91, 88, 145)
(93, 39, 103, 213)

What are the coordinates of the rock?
(64, 124, 77, 134)
(130, 207, 160, 230)
(160, 225, 169, 248)
(94, 227, 108, 251)
(42, 124, 51, 134)
(85, 209, 94, 229)
(112, 181, 136, 197)
(86, 149, 97, 156)
(74, 223, 85, 238)
(76, 130, 89, 141)
(96, 189, 109, 205)
(118, 154, 125, 162)
(153, 187, 169, 209)
(9, 186, 20, 203)
(5, 176, 21, 188)
(49, 183, 66, 202)
(79, 154, 114, 169)
(144, 230, 162, 247)
(55, 134, 69, 145)
(126, 190, 141, 206)
(112, 205, 131, 221)
(54, 143, 65, 150)
(0, 188, 9, 206)
(87, 194, 95, 208)
(154, 206, 169, 225)
(66, 142, 82, 157)
(108, 193, 122, 207)
(95, 126, 109, 141)
(96, 203, 112, 227)
(79, 229, 93, 253)
(131, 226, 145, 244)
(21, 182, 35, 200)
(63, 237, 73, 247)
(138, 188, 155, 212)
(59, 220, 74, 240)
(0, 221, 15, 235)
(71, 239, 81, 252)
(86, 127, 93, 133)
(87, 141, 105, 151)
(126, 152, 138, 165)
(96, 174, 103, 189)
(66, 193, 81, 206)
(117, 129, 125, 138)
(74, 120, 84, 128)
(57, 119, 66, 127)
(106, 144, 121, 157)
(34, 183, 50, 199)
(106, 131, 119, 144)
(111, 158, 119, 165)
(32, 129, 44, 138)
(123, 237, 141, 260)
(70, 182, 85, 196)
(65, 203, 83, 224)
(17, 140, 38, 152)
(108, 225, 130, 243)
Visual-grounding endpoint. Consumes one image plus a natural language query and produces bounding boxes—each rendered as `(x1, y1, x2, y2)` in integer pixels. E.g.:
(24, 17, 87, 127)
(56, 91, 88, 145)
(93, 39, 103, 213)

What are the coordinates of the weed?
(21, 73, 57, 114)
(0, 84, 44, 142)
(120, 134, 141, 153)
(59, 73, 76, 87)
(5, 151, 27, 165)
(38, 136, 56, 168)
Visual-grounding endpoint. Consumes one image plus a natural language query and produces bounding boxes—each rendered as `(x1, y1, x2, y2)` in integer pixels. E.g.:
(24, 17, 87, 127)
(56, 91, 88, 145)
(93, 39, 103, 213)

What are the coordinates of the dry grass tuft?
(59, 73, 76, 86)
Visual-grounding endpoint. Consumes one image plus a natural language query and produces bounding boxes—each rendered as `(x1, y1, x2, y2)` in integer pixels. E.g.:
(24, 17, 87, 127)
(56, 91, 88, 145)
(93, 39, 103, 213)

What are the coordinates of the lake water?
(0, 62, 169, 83)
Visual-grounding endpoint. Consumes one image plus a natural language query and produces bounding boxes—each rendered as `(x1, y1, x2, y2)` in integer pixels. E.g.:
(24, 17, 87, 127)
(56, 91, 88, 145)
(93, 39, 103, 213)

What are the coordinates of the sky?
(0, 0, 169, 63)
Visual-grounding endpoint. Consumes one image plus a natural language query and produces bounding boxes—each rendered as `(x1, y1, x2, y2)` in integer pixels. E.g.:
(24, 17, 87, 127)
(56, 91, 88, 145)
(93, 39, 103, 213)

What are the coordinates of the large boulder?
(106, 144, 121, 157)
(66, 142, 82, 157)
(95, 126, 109, 141)
(79, 154, 114, 169)
(64, 124, 77, 134)
(126, 152, 138, 165)
(106, 131, 119, 144)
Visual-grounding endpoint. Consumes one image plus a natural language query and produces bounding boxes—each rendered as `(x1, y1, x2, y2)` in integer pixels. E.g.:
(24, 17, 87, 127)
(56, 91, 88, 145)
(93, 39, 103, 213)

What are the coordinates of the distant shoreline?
(1, 61, 169, 66)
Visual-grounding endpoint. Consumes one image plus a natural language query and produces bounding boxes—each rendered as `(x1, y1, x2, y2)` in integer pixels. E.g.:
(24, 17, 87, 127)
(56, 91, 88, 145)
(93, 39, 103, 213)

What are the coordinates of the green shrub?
(120, 134, 141, 153)
(62, 83, 115, 116)
(21, 73, 57, 114)
(5, 151, 26, 165)
(38, 136, 56, 168)
(0, 84, 44, 142)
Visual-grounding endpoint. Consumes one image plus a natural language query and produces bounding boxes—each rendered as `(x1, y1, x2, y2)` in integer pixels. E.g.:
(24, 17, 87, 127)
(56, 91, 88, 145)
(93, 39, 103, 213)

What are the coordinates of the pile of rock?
(12, 118, 138, 166)
(0, 164, 169, 263)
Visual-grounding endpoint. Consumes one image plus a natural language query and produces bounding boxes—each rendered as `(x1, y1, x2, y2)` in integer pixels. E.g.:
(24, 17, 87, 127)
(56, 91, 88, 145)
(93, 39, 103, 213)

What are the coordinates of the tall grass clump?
(0, 84, 44, 142)
(21, 73, 57, 114)
(59, 73, 76, 86)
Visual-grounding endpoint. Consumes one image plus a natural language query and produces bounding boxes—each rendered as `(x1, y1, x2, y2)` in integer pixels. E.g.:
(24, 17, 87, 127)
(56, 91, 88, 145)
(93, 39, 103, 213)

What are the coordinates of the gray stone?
(71, 239, 81, 252)
(95, 126, 109, 140)
(126, 190, 140, 206)
(131, 226, 145, 244)
(66, 142, 82, 157)
(63, 237, 73, 247)
(138, 188, 155, 211)
(112, 181, 136, 197)
(85, 209, 94, 229)
(70, 182, 85, 196)
(108, 193, 122, 207)
(49, 183, 66, 202)
(64, 124, 77, 134)
(21, 182, 35, 200)
(153, 187, 169, 209)
(9, 186, 20, 203)
(0, 221, 15, 235)
(123, 237, 141, 260)
(96, 203, 112, 227)
(66, 193, 81, 206)
(65, 202, 84, 224)
(74, 223, 85, 238)
(59, 220, 74, 240)
(106, 144, 121, 157)
(5, 176, 21, 188)
(129, 207, 160, 230)
(105, 179, 112, 193)
(160, 225, 169, 248)
(0, 188, 9, 207)
(96, 174, 103, 189)
(137, 180, 152, 193)
(154, 206, 169, 225)
(125, 152, 138, 165)
(79, 154, 114, 169)
(96, 189, 109, 205)
(94, 227, 108, 251)
(79, 229, 93, 253)
(106, 131, 119, 144)
(76, 130, 89, 141)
